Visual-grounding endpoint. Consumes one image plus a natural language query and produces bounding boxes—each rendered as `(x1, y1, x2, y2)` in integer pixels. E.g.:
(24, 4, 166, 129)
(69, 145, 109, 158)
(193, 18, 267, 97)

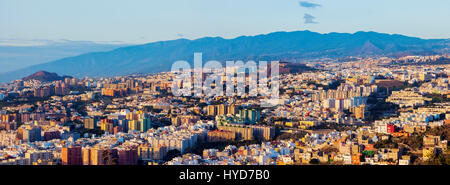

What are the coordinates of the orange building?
(101, 88, 127, 97)
(351, 153, 361, 165)
(364, 144, 374, 151)
(61, 146, 82, 165)
(445, 119, 450, 125)
(393, 132, 410, 137)
(88, 148, 118, 165)
(207, 130, 236, 142)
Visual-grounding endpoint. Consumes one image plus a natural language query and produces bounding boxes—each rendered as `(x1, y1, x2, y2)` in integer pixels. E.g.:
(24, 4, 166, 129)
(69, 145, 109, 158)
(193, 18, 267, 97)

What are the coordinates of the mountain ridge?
(0, 30, 448, 83)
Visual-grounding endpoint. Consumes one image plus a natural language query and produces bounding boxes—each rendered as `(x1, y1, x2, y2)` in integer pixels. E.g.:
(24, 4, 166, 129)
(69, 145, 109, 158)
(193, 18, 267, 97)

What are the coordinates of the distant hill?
(0, 40, 127, 73)
(22, 70, 70, 82)
(0, 30, 448, 83)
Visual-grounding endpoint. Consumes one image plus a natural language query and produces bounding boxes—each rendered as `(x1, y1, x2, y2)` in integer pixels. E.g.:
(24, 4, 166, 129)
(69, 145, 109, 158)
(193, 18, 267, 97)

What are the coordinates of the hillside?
(22, 70, 71, 82)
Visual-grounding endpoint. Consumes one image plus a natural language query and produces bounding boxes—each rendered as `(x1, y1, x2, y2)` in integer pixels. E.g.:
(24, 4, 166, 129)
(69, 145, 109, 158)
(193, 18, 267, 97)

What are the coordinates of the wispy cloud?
(303, 13, 318, 24)
(299, 1, 322, 9)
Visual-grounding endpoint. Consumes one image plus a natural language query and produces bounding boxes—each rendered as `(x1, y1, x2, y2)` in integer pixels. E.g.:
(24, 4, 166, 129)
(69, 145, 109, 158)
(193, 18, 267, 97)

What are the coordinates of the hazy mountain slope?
(0, 31, 448, 83)
(0, 40, 127, 73)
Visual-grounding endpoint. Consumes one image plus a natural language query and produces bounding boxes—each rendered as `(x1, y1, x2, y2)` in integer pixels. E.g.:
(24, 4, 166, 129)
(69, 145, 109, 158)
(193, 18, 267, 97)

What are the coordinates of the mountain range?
(0, 30, 448, 83)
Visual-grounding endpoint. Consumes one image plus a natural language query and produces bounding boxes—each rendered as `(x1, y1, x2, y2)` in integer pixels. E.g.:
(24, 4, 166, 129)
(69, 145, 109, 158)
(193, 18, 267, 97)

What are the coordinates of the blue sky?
(1, 0, 449, 44)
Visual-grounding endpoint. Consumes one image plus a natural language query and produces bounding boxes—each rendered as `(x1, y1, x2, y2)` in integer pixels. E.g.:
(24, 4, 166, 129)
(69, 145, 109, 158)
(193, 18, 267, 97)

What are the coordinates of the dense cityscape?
(0, 54, 449, 165)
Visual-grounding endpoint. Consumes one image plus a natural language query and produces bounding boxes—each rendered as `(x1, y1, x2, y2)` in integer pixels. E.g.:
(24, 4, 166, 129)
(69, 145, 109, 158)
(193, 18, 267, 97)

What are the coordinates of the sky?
(1, 0, 449, 45)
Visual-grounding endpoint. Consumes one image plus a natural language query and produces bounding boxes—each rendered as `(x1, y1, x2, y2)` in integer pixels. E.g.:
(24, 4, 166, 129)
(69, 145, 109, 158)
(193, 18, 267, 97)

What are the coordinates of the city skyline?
(1, 1, 450, 184)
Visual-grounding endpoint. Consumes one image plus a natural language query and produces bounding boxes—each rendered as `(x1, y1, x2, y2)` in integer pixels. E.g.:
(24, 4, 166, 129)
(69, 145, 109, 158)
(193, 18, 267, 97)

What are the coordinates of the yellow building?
(422, 147, 435, 161)
(128, 120, 140, 131)
(298, 121, 316, 129)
